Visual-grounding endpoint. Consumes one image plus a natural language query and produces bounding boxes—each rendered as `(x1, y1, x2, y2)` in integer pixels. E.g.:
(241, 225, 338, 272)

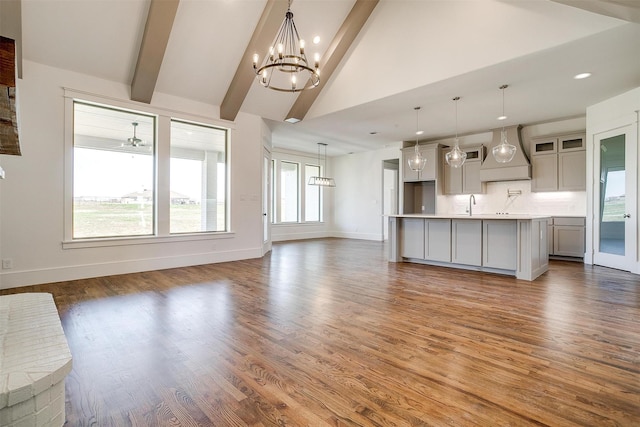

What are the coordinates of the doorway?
(262, 147, 272, 256)
(382, 159, 399, 241)
(593, 124, 637, 271)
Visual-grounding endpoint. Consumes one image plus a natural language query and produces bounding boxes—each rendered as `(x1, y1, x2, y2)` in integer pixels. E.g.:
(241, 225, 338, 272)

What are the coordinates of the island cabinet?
(424, 219, 452, 262)
(483, 220, 517, 270)
(400, 218, 424, 259)
(388, 214, 550, 281)
(451, 219, 482, 266)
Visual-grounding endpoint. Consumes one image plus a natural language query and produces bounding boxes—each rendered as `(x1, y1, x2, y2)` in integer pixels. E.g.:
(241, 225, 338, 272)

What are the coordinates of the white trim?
(62, 231, 235, 249)
(0, 246, 261, 290)
(63, 87, 235, 129)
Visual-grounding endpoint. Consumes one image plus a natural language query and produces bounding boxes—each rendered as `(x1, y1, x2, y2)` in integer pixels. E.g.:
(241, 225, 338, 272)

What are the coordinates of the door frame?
(591, 122, 638, 271)
(262, 146, 272, 256)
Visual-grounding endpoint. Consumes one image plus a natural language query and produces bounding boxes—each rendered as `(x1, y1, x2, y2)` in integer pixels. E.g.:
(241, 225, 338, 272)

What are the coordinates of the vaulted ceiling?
(10, 0, 640, 155)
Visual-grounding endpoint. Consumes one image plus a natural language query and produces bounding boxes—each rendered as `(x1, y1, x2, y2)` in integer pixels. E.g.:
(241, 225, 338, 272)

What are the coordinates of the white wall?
(585, 86, 640, 267)
(332, 144, 402, 241)
(0, 61, 264, 289)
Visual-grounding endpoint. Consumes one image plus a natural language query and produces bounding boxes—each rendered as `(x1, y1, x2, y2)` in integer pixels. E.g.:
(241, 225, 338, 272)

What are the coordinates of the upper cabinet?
(402, 144, 439, 182)
(443, 145, 486, 195)
(531, 132, 586, 192)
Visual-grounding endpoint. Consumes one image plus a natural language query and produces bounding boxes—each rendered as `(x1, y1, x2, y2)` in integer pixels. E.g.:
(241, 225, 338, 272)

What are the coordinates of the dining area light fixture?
(308, 142, 335, 187)
(252, 0, 320, 93)
(407, 106, 427, 172)
(492, 85, 517, 163)
(445, 96, 466, 168)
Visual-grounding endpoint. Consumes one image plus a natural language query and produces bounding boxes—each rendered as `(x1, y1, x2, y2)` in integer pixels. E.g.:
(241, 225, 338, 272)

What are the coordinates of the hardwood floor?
(2, 238, 639, 426)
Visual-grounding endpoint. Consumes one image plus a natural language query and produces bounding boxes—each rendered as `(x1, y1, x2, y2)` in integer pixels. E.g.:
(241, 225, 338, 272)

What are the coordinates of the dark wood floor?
(2, 238, 639, 426)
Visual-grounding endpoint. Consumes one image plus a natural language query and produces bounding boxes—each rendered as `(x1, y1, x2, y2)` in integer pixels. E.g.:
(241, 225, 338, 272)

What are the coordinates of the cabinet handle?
(623, 214, 631, 218)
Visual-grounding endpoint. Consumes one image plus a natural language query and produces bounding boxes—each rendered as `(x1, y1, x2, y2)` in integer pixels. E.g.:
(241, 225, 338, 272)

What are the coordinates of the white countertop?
(389, 214, 551, 220)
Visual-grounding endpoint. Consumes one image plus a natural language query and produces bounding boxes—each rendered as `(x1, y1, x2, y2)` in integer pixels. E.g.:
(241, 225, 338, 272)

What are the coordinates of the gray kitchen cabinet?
(443, 145, 485, 195)
(552, 217, 585, 258)
(452, 219, 482, 266)
(402, 144, 438, 182)
(531, 133, 585, 192)
(424, 219, 451, 262)
(482, 220, 517, 270)
(531, 154, 558, 192)
(400, 218, 424, 259)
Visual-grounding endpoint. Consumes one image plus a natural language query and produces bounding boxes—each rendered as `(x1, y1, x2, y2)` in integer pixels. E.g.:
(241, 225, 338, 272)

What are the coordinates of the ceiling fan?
(126, 122, 145, 147)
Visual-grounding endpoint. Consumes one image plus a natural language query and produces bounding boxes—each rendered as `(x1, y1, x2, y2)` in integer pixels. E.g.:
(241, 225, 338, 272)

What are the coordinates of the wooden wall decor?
(0, 35, 21, 156)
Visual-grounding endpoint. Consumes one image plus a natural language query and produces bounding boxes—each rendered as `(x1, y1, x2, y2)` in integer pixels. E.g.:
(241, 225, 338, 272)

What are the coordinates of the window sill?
(62, 232, 235, 249)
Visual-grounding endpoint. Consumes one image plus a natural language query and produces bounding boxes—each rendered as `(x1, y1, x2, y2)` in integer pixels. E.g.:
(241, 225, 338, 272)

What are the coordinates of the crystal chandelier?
(445, 96, 466, 168)
(308, 143, 335, 187)
(252, 0, 320, 93)
(492, 85, 517, 163)
(407, 107, 427, 172)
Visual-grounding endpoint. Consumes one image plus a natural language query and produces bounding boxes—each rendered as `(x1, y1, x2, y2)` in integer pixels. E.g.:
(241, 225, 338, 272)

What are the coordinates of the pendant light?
(492, 85, 517, 163)
(407, 106, 427, 172)
(126, 122, 144, 147)
(445, 96, 466, 168)
(308, 142, 335, 187)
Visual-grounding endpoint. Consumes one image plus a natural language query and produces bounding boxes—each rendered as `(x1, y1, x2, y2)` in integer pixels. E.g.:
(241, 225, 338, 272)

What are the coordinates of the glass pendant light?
(445, 96, 466, 168)
(407, 106, 427, 172)
(492, 85, 517, 163)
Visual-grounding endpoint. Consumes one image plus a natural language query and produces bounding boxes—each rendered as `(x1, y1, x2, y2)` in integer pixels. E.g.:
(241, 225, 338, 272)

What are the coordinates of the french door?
(593, 124, 637, 271)
(262, 147, 272, 255)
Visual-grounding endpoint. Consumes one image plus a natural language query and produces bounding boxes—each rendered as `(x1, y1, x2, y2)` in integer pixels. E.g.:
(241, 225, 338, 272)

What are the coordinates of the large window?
(170, 120, 227, 233)
(305, 164, 321, 222)
(280, 161, 299, 223)
(73, 102, 156, 238)
(70, 99, 229, 241)
(271, 156, 324, 225)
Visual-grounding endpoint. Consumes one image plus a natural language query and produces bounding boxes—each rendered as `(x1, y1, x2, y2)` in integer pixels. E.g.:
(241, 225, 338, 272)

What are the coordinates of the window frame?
(62, 89, 234, 249)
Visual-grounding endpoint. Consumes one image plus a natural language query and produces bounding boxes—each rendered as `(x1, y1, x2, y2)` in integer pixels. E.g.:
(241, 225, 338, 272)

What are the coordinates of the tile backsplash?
(437, 180, 587, 217)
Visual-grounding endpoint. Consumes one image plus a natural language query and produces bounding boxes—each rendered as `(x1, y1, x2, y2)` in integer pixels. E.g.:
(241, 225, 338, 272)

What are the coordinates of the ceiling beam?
(220, 0, 289, 122)
(0, 0, 22, 79)
(285, 0, 379, 124)
(551, 0, 640, 24)
(131, 0, 180, 103)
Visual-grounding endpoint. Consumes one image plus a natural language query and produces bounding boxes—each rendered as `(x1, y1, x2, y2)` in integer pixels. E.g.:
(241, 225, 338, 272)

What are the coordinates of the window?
(270, 155, 325, 225)
(280, 161, 299, 222)
(73, 102, 156, 238)
(69, 97, 229, 242)
(170, 120, 227, 233)
(305, 164, 321, 222)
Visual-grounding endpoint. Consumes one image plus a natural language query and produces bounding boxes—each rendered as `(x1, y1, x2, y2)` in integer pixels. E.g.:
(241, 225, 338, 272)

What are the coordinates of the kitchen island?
(388, 214, 550, 281)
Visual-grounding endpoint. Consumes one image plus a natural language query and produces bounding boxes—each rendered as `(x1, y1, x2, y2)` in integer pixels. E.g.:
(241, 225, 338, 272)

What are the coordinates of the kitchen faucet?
(469, 194, 476, 216)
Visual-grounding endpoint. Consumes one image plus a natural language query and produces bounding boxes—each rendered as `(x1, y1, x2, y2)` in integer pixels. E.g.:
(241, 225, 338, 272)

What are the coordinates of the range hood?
(479, 124, 531, 182)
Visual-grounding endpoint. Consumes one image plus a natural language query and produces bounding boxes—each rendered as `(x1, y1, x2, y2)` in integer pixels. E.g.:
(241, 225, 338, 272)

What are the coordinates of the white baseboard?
(0, 248, 262, 290)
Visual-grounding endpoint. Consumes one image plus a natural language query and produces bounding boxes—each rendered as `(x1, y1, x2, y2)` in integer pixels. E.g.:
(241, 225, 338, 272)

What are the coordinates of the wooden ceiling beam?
(131, 0, 180, 103)
(285, 0, 379, 124)
(220, 0, 289, 122)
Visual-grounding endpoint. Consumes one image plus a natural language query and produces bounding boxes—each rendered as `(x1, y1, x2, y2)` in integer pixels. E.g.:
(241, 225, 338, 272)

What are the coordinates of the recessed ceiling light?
(574, 72, 592, 80)
(369, 131, 378, 135)
(416, 130, 424, 135)
(497, 115, 507, 121)
(313, 36, 320, 44)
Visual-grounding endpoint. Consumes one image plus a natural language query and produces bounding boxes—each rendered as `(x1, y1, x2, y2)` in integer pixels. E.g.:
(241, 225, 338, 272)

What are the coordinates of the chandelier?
(493, 85, 517, 163)
(407, 107, 426, 172)
(252, 0, 320, 92)
(308, 142, 335, 187)
(445, 96, 466, 168)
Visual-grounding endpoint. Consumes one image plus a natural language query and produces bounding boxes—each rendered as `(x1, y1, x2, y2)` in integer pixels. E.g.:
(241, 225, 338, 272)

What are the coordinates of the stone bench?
(0, 293, 72, 427)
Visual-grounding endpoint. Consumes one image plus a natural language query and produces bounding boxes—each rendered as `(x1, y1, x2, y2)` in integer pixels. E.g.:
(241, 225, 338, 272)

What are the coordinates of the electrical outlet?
(2, 259, 13, 269)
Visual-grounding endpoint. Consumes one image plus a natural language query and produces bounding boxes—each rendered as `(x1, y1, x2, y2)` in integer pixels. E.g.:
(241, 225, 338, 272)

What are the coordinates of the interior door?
(262, 147, 272, 255)
(593, 124, 637, 270)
